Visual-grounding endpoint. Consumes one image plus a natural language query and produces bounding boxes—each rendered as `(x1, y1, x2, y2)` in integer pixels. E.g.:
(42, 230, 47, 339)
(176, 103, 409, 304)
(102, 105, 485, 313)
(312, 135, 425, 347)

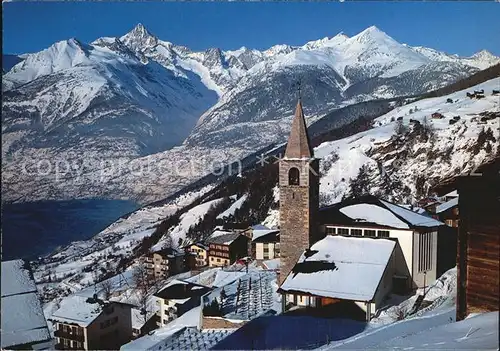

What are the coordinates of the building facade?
(185, 243, 209, 268)
(206, 231, 249, 267)
(279, 99, 320, 285)
(145, 248, 185, 282)
(319, 196, 444, 289)
(252, 230, 280, 260)
(51, 297, 133, 350)
(154, 280, 211, 327)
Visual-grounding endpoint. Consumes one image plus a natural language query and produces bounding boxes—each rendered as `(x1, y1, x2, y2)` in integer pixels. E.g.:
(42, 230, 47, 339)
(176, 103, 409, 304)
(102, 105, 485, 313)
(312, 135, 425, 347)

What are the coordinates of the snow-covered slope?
(3, 24, 499, 204)
(317, 77, 500, 205)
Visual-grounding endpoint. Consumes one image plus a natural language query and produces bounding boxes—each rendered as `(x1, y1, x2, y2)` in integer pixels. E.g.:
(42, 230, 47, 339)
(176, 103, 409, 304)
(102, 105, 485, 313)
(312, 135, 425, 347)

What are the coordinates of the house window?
(163, 319, 168, 324)
(418, 232, 433, 272)
(288, 168, 300, 186)
(217, 258, 220, 262)
(350, 229, 362, 236)
(326, 227, 336, 235)
(377, 230, 390, 238)
(337, 228, 349, 235)
(364, 230, 376, 237)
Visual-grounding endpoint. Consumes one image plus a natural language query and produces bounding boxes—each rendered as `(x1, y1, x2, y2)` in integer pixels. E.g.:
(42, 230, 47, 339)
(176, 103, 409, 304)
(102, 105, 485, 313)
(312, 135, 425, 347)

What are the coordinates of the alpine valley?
(2, 24, 499, 205)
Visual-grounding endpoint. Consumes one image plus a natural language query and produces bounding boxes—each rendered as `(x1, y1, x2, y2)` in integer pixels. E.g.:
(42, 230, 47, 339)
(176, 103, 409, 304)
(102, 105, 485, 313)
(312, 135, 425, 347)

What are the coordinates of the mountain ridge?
(2, 24, 499, 204)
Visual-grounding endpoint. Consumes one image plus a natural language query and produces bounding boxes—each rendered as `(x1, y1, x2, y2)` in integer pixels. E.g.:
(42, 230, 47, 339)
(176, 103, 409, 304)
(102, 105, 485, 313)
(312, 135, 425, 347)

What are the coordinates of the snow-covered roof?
(121, 305, 203, 350)
(262, 258, 280, 270)
(1, 260, 51, 349)
(252, 226, 280, 242)
(443, 190, 458, 198)
(50, 295, 133, 327)
(50, 295, 105, 326)
(435, 197, 459, 214)
(280, 236, 396, 302)
(206, 231, 242, 245)
(154, 280, 211, 303)
(340, 204, 410, 229)
(212, 271, 246, 288)
(252, 229, 279, 243)
(380, 200, 444, 227)
(321, 195, 444, 229)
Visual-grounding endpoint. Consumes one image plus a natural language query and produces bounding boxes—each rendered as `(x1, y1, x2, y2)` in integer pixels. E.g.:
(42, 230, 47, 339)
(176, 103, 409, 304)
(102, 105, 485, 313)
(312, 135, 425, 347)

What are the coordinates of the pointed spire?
(284, 99, 314, 159)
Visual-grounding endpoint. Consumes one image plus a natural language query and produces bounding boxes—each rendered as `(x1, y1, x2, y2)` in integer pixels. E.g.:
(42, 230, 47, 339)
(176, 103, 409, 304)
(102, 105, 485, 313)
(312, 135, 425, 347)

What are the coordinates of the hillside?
(32, 75, 500, 304)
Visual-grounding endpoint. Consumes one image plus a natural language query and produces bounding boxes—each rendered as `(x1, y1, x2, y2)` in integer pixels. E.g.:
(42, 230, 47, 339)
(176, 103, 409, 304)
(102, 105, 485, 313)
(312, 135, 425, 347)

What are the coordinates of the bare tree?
(99, 279, 113, 300)
(132, 262, 151, 295)
(394, 119, 408, 135)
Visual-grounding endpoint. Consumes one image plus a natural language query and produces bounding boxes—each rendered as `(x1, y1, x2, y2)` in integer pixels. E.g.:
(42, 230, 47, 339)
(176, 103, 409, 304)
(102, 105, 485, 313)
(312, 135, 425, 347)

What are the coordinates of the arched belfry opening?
(288, 167, 300, 186)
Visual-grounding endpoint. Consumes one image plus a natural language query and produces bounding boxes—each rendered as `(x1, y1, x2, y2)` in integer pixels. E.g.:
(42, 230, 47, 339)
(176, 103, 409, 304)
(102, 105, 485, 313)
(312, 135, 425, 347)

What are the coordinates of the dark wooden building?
(206, 230, 250, 267)
(434, 157, 500, 321)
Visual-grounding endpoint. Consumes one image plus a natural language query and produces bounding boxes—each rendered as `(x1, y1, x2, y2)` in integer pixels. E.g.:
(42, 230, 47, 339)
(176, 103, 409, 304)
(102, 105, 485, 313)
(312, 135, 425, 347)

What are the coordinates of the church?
(277, 99, 445, 321)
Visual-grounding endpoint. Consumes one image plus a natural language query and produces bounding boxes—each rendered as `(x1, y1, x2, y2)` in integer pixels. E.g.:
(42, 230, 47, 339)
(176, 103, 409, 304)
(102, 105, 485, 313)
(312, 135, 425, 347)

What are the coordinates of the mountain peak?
(120, 23, 158, 51)
(353, 25, 397, 45)
(471, 49, 497, 60)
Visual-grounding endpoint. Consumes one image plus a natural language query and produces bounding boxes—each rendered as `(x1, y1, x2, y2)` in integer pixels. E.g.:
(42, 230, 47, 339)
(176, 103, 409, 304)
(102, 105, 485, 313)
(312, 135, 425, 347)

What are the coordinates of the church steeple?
(284, 99, 313, 159)
(278, 99, 320, 286)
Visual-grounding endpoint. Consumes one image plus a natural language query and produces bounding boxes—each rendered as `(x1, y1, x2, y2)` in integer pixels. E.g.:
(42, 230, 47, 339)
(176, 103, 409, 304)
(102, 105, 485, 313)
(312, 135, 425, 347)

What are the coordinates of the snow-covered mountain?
(3, 24, 499, 204)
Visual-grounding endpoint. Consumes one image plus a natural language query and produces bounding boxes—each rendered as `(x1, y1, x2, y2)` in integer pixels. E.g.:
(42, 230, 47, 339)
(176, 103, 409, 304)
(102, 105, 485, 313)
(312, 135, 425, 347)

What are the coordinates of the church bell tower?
(278, 99, 320, 285)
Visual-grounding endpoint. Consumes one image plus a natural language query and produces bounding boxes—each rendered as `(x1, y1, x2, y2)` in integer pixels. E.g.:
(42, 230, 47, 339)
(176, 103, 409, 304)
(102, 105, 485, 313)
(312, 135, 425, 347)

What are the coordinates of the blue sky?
(3, 2, 500, 56)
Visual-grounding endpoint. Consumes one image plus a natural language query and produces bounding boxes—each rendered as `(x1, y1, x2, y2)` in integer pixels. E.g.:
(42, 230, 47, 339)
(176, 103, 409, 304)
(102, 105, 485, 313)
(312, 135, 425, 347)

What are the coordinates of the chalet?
(396, 116, 403, 121)
(431, 112, 444, 119)
(50, 295, 133, 350)
(278, 236, 402, 321)
(449, 119, 458, 125)
(206, 230, 250, 267)
(492, 89, 500, 95)
(466, 92, 475, 98)
(154, 280, 211, 327)
(474, 89, 484, 95)
(446, 98, 453, 103)
(252, 228, 280, 260)
(319, 195, 445, 289)
(433, 157, 500, 321)
(475, 94, 485, 99)
(185, 243, 209, 268)
(1, 260, 53, 350)
(144, 248, 185, 282)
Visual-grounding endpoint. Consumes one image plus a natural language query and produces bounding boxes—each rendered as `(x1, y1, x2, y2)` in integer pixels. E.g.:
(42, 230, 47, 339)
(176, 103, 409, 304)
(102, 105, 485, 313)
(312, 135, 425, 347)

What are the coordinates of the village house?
(144, 247, 185, 282)
(433, 157, 500, 321)
(278, 235, 404, 321)
(252, 228, 280, 260)
(154, 280, 211, 327)
(431, 112, 444, 119)
(1, 259, 53, 350)
(50, 295, 133, 350)
(185, 243, 209, 268)
(319, 195, 446, 290)
(206, 230, 250, 267)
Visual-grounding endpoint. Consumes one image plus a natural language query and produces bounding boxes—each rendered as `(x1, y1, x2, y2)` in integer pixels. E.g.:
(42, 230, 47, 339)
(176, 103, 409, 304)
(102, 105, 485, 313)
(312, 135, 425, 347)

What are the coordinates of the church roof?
(284, 99, 314, 159)
(278, 236, 396, 302)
